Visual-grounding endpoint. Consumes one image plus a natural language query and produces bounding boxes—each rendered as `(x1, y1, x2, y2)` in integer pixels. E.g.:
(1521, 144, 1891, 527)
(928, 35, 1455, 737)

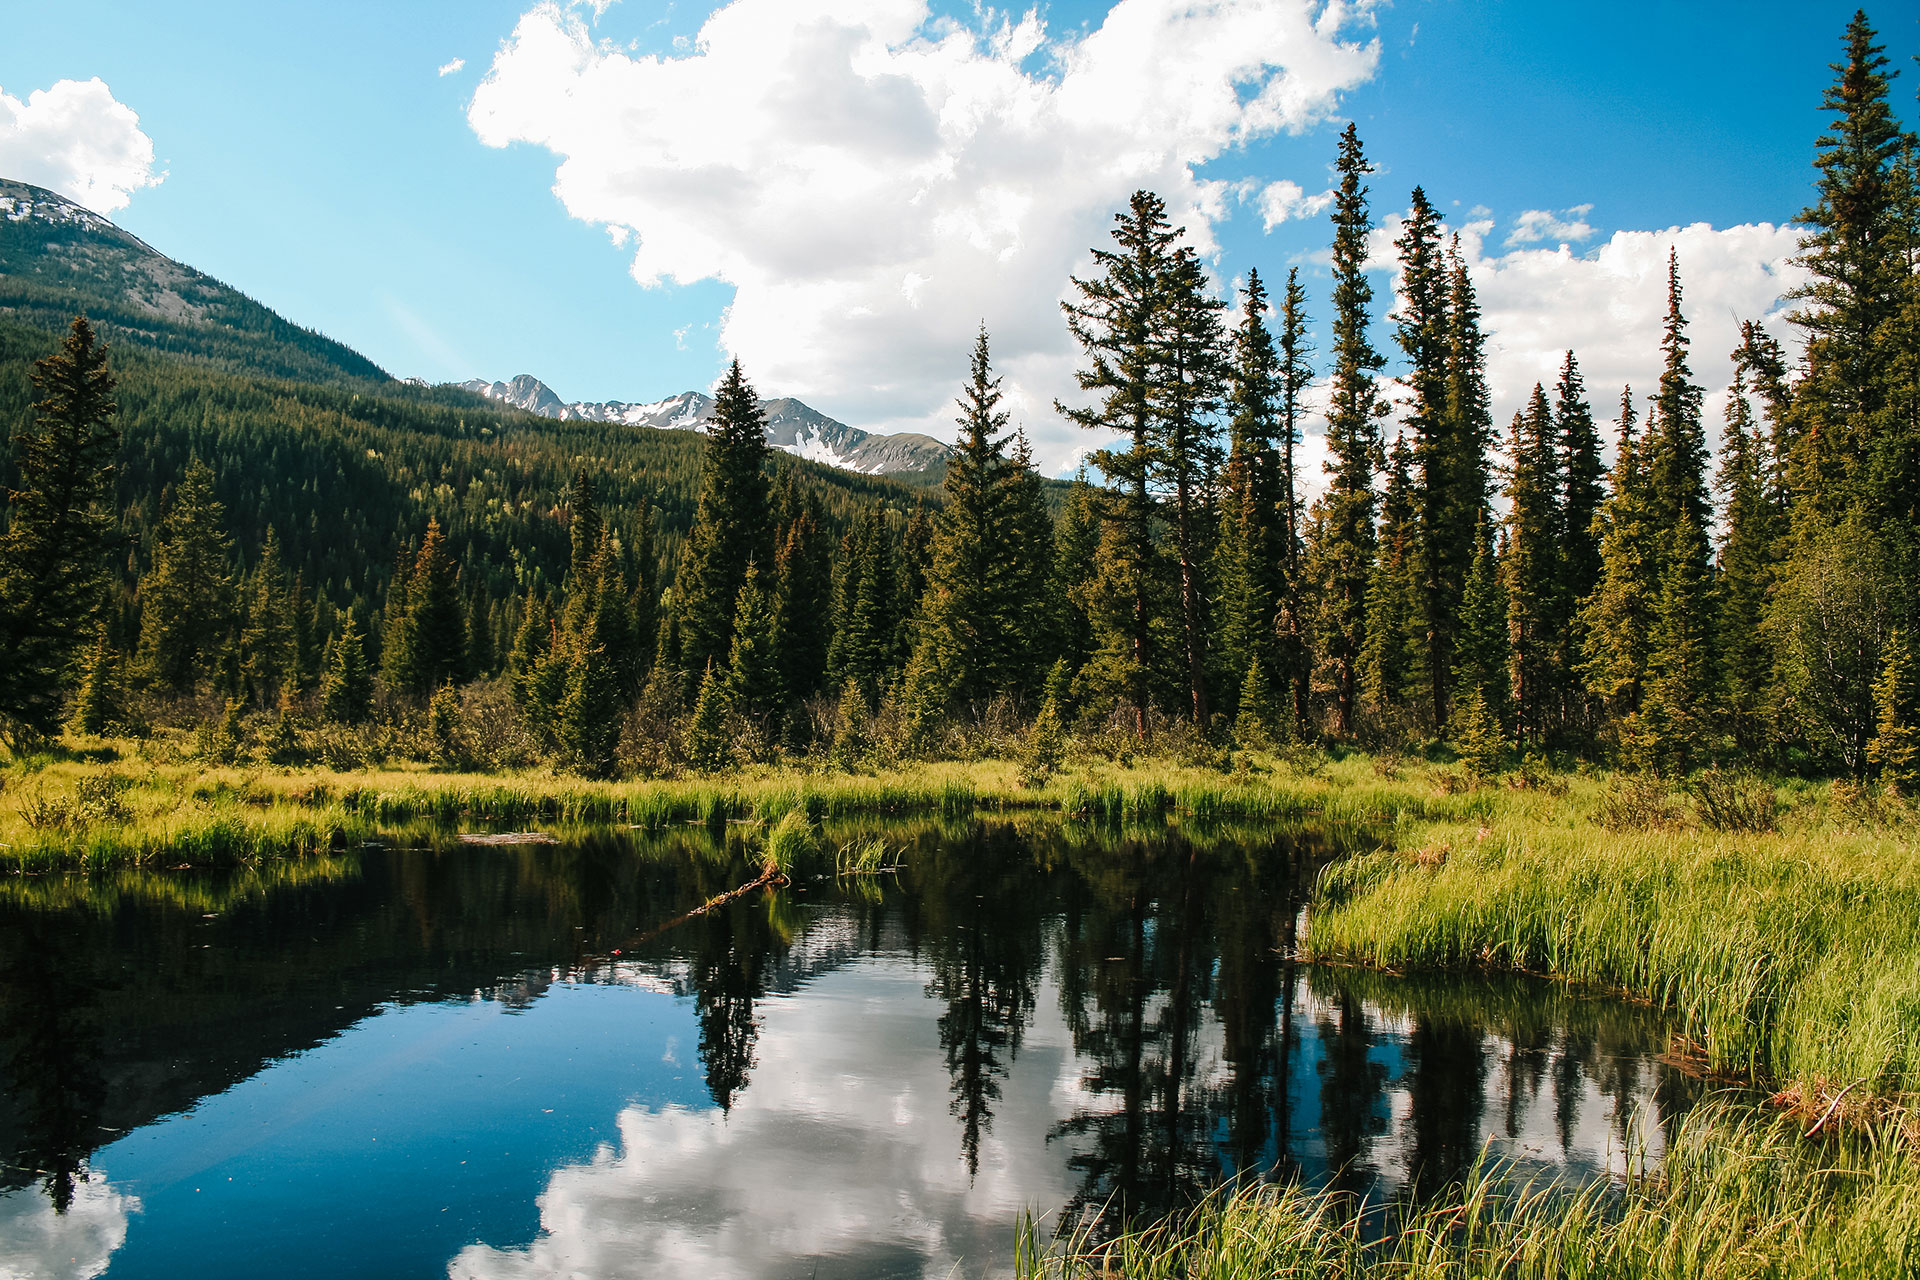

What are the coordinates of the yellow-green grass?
(1018, 1103, 1920, 1280)
(0, 748, 1480, 871)
(1309, 775, 1920, 1104)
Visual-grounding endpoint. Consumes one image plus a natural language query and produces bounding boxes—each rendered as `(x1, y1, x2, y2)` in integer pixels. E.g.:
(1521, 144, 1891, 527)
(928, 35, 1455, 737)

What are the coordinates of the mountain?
(0, 178, 386, 384)
(460, 375, 952, 478)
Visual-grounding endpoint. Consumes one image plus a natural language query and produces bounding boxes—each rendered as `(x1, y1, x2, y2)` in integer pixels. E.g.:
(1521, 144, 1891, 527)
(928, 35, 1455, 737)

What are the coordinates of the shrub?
(1689, 766, 1779, 833)
(1595, 773, 1683, 831)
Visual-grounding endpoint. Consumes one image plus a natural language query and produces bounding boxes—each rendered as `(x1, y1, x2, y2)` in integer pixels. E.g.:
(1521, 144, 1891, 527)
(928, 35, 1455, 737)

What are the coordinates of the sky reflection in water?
(0, 824, 1693, 1279)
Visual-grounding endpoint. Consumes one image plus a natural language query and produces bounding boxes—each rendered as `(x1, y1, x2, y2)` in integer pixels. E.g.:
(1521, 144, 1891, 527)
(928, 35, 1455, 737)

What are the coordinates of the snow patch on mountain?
(457, 375, 949, 477)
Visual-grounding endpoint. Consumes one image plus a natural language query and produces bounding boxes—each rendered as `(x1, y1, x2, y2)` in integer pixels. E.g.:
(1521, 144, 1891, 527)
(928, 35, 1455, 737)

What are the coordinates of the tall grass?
(1310, 786, 1920, 1100)
(1018, 1104, 1920, 1279)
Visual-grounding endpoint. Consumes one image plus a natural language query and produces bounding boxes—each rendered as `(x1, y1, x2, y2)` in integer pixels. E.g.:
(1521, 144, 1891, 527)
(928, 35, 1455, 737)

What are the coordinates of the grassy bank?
(1019, 1103, 1920, 1280)
(0, 747, 1475, 871)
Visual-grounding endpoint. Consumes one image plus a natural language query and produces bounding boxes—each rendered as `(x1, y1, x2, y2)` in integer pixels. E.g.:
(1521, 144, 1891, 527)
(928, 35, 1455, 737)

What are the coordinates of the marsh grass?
(1017, 1104, 1920, 1279)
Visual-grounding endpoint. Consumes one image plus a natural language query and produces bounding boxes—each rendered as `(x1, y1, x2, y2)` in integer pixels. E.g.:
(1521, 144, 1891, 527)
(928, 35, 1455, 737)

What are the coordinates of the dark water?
(0, 820, 1695, 1279)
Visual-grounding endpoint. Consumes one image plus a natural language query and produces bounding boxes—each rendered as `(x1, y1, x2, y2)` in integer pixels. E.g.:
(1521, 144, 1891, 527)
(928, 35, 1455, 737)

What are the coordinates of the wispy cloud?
(438, 57, 467, 77)
(1506, 203, 1596, 246)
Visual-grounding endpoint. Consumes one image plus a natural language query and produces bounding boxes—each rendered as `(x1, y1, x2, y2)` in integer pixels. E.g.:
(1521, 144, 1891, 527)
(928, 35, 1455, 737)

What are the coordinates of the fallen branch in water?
(614, 861, 790, 951)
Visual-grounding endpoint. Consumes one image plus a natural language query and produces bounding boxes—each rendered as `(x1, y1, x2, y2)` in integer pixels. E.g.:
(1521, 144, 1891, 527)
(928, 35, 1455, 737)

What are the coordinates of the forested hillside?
(0, 12, 1914, 790)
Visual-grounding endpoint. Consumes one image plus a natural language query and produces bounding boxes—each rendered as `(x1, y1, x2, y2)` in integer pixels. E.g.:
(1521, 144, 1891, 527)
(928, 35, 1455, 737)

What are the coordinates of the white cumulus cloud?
(468, 0, 1382, 472)
(1258, 178, 1335, 230)
(0, 77, 161, 214)
(1505, 203, 1595, 246)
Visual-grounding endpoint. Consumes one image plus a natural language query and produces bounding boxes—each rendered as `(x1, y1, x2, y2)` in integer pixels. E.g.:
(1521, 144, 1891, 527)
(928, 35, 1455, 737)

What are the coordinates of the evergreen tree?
(1716, 351, 1784, 751)
(1233, 653, 1280, 750)
(321, 615, 374, 725)
(71, 620, 125, 735)
(1005, 427, 1058, 695)
(1646, 253, 1713, 563)
(1051, 474, 1102, 680)
(1151, 239, 1228, 730)
(725, 560, 784, 734)
(1276, 268, 1315, 734)
(1308, 123, 1387, 736)
(241, 526, 297, 706)
(629, 498, 660, 682)
(1360, 436, 1418, 716)
(1580, 389, 1658, 720)
(772, 505, 832, 704)
(384, 518, 467, 696)
(1437, 234, 1496, 723)
(1786, 11, 1912, 524)
(136, 459, 237, 695)
(566, 468, 602, 589)
(829, 509, 900, 705)
(1554, 351, 1605, 732)
(914, 327, 1028, 715)
(677, 360, 772, 677)
(1503, 386, 1563, 746)
(1457, 517, 1510, 723)
(1870, 629, 1920, 794)
(0, 316, 120, 739)
(1638, 516, 1717, 774)
(1217, 269, 1286, 718)
(466, 584, 496, 679)
(1059, 190, 1181, 735)
(685, 661, 735, 773)
(1393, 187, 1463, 728)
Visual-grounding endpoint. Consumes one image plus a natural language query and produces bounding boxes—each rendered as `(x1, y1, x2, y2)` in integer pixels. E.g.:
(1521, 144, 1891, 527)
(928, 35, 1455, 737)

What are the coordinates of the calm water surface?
(0, 820, 1695, 1279)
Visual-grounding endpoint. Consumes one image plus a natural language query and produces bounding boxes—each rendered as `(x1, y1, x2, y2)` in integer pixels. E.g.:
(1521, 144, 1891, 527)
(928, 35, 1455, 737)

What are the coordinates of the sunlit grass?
(1018, 1103, 1920, 1280)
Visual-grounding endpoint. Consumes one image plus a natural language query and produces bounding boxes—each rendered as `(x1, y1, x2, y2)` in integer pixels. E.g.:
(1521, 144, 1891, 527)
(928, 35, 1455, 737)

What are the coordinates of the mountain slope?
(0, 179, 387, 384)
(460, 375, 952, 478)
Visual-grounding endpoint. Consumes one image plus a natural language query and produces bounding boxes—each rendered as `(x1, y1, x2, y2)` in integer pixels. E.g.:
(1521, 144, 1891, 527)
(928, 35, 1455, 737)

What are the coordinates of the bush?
(1689, 766, 1779, 833)
(1595, 773, 1683, 831)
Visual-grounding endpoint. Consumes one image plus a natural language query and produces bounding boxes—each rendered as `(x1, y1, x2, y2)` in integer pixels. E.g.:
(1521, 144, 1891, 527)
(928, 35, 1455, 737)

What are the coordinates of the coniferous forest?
(3, 14, 1914, 790)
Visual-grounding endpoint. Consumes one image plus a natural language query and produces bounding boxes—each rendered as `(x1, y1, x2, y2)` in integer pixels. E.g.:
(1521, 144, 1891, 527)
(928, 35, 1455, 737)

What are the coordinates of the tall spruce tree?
(136, 459, 236, 695)
(1276, 268, 1315, 733)
(913, 327, 1028, 716)
(1060, 190, 1182, 735)
(385, 518, 467, 696)
(1150, 240, 1228, 730)
(1457, 516, 1510, 725)
(1579, 390, 1657, 719)
(1639, 515, 1717, 774)
(321, 615, 374, 725)
(677, 360, 772, 678)
(1393, 187, 1461, 728)
(1554, 352, 1605, 733)
(1503, 386, 1563, 746)
(241, 526, 297, 706)
(1786, 11, 1912, 524)
(1716, 350, 1784, 751)
(1360, 436, 1419, 717)
(1308, 123, 1387, 736)
(725, 560, 784, 736)
(1217, 269, 1287, 718)
(772, 505, 833, 705)
(0, 316, 120, 739)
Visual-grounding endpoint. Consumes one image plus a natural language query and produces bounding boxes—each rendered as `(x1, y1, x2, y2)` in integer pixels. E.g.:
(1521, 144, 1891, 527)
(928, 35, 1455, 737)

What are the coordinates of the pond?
(0, 819, 1697, 1279)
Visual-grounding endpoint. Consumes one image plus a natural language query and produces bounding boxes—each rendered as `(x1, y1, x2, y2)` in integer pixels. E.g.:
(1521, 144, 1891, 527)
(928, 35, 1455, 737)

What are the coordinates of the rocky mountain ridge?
(458, 374, 951, 477)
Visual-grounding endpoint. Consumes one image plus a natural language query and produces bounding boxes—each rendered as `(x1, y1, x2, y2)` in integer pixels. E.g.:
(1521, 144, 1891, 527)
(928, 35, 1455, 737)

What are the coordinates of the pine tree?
(1504, 386, 1563, 746)
(1646, 253, 1713, 564)
(914, 326, 1027, 716)
(1437, 235, 1496, 723)
(829, 509, 900, 705)
(1276, 268, 1315, 735)
(1151, 239, 1228, 730)
(725, 560, 784, 734)
(1005, 427, 1058, 695)
(1233, 653, 1280, 750)
(0, 316, 120, 739)
(1059, 190, 1181, 736)
(677, 360, 772, 677)
(241, 526, 297, 706)
(1787, 12, 1911, 523)
(1051, 474, 1102, 680)
(685, 661, 736, 773)
(1554, 352, 1605, 733)
(321, 615, 374, 725)
(384, 518, 466, 696)
(1360, 436, 1418, 716)
(1580, 389, 1658, 719)
(1716, 352, 1784, 751)
(772, 506, 831, 704)
(629, 498, 660, 682)
(71, 620, 125, 736)
(1639, 516, 1717, 774)
(137, 458, 237, 695)
(1869, 629, 1920, 794)
(1458, 517, 1510, 724)
(1217, 269, 1286, 719)
(1394, 187, 1462, 728)
(1309, 123, 1387, 736)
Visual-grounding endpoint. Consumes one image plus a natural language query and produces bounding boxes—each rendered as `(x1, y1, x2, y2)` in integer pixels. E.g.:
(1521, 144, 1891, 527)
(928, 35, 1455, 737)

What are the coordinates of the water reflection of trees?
(0, 917, 107, 1212)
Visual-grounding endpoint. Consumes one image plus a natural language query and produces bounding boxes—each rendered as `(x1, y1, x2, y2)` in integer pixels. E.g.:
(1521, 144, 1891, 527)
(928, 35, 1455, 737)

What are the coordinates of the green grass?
(1018, 1103, 1920, 1279)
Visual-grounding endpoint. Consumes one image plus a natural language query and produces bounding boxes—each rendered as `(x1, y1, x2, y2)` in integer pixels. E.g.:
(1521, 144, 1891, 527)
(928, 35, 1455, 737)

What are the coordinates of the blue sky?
(0, 1, 1910, 472)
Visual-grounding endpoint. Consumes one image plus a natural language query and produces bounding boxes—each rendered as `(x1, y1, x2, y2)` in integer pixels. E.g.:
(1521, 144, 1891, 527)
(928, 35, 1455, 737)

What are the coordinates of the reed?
(1017, 1103, 1920, 1279)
